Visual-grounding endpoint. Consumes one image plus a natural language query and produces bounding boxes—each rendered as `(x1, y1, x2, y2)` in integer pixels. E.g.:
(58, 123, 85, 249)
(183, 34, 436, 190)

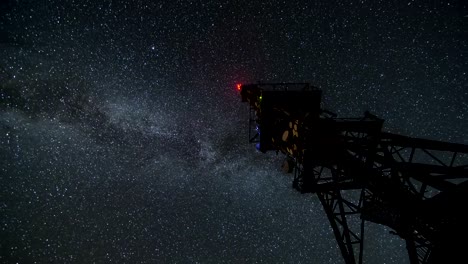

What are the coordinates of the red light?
(236, 83, 242, 91)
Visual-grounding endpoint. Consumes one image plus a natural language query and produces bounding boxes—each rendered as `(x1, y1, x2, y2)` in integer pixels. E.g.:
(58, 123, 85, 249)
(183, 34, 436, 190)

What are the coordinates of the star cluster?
(1, 0, 467, 263)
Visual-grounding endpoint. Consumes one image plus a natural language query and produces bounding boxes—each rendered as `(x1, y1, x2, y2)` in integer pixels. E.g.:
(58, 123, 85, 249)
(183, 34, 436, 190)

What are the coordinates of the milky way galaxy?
(1, 1, 467, 263)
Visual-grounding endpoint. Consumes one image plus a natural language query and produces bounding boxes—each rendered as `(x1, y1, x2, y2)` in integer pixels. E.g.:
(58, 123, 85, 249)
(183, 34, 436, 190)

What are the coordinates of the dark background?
(1, 0, 467, 263)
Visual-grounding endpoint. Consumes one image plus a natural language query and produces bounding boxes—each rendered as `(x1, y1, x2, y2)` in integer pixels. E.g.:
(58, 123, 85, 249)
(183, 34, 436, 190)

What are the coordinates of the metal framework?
(238, 83, 468, 264)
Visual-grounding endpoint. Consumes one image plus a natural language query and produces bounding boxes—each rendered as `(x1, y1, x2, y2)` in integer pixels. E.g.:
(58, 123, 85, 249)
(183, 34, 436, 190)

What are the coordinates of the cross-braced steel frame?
(240, 83, 468, 264)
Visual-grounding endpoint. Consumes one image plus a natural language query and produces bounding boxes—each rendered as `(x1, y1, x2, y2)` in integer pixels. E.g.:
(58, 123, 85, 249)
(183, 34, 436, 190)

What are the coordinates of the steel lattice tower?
(239, 83, 468, 264)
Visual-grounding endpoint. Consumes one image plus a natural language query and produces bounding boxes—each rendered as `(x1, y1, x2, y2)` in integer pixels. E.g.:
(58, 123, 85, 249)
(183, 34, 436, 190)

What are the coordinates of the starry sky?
(1, 0, 467, 263)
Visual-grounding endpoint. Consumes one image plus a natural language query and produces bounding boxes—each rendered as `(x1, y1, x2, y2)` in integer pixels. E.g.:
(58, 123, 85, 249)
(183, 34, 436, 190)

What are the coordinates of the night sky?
(1, 0, 467, 263)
